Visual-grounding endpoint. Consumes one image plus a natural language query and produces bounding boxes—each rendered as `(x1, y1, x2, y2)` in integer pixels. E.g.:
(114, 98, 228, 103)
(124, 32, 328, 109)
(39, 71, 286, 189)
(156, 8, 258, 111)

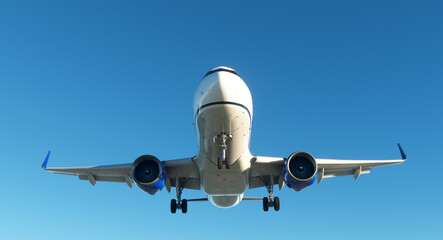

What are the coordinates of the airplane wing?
(249, 144, 407, 189)
(41, 151, 200, 191)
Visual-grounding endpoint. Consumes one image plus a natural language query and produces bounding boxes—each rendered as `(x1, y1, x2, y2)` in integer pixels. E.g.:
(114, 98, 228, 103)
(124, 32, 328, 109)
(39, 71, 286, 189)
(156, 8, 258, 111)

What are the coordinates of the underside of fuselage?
(193, 67, 254, 208)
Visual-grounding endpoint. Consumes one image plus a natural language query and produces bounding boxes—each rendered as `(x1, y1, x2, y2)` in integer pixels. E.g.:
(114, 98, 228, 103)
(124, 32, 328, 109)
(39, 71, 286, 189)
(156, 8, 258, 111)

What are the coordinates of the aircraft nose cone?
(199, 67, 246, 103)
(203, 66, 240, 79)
(194, 66, 253, 117)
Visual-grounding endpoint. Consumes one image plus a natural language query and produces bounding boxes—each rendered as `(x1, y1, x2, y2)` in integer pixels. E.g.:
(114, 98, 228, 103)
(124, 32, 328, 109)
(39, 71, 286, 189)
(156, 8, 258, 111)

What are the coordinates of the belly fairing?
(208, 194, 243, 208)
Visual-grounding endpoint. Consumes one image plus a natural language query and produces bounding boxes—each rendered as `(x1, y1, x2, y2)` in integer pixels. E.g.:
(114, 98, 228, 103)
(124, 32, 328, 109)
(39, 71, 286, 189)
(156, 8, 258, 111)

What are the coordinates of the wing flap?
(249, 156, 284, 189)
(322, 167, 371, 178)
(316, 158, 405, 169)
(163, 158, 200, 190)
(249, 175, 280, 189)
(78, 175, 126, 183)
(45, 163, 132, 176)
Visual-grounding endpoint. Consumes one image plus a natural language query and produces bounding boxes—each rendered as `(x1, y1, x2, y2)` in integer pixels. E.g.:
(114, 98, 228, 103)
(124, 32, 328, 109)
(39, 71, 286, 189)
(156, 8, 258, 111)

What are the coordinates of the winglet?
(42, 151, 51, 169)
(397, 143, 407, 160)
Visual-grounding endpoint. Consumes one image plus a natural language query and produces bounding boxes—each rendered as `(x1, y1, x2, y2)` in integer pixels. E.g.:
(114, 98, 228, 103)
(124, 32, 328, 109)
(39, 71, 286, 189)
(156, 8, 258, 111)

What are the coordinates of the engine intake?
(131, 155, 166, 195)
(283, 151, 317, 192)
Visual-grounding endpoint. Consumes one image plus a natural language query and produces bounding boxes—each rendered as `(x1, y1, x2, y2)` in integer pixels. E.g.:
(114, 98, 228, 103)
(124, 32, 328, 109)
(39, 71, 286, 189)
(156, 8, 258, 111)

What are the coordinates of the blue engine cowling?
(283, 151, 317, 192)
(131, 155, 166, 195)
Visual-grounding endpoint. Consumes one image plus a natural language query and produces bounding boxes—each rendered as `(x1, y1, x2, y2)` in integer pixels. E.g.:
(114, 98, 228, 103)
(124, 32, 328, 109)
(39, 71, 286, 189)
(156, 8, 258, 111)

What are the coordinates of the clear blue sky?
(1, 1, 442, 239)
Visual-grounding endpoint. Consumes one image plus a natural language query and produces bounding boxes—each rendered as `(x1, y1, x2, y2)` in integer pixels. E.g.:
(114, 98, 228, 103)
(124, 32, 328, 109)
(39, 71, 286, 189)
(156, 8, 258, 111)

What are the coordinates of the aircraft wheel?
(170, 199, 177, 214)
(181, 199, 188, 213)
(273, 197, 280, 211)
(217, 157, 222, 169)
(263, 197, 269, 212)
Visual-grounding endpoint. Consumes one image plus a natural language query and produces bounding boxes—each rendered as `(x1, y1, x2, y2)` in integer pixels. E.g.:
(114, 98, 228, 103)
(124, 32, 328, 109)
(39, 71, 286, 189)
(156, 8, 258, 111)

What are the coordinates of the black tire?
(273, 197, 280, 211)
(170, 199, 177, 214)
(181, 199, 188, 213)
(263, 197, 269, 212)
(226, 157, 230, 169)
(218, 157, 222, 169)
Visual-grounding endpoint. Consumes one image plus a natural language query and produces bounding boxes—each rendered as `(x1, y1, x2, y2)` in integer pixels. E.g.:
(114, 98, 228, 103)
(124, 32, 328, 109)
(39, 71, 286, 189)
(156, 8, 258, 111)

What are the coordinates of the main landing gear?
(170, 178, 209, 214)
(170, 199, 187, 214)
(262, 196, 280, 212)
(171, 179, 188, 214)
(262, 176, 280, 212)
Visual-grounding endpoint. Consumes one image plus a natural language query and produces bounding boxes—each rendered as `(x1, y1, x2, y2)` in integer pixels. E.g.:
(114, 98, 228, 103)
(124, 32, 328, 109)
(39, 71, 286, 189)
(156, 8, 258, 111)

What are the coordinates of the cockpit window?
(203, 68, 240, 78)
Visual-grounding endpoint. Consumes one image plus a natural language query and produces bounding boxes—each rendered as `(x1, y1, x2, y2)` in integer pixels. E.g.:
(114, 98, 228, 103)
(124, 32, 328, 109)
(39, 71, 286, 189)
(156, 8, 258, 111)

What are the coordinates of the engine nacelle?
(283, 151, 317, 192)
(131, 155, 166, 195)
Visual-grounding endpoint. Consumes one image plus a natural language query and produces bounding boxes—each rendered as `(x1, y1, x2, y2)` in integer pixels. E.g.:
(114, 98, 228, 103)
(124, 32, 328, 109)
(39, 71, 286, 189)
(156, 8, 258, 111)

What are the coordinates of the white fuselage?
(193, 67, 254, 208)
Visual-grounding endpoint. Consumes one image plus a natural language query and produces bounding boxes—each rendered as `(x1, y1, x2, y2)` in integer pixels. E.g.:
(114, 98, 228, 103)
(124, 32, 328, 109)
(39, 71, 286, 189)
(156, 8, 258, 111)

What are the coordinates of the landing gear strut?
(261, 176, 280, 212)
(170, 178, 188, 214)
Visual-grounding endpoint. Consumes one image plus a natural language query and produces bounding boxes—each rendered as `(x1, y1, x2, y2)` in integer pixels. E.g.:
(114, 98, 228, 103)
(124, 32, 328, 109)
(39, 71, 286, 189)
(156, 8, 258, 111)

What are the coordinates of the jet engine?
(283, 151, 317, 192)
(131, 155, 166, 195)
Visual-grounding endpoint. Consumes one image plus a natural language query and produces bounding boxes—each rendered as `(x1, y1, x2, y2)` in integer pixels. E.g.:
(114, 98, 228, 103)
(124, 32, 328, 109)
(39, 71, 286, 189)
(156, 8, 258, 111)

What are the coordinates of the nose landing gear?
(213, 132, 233, 169)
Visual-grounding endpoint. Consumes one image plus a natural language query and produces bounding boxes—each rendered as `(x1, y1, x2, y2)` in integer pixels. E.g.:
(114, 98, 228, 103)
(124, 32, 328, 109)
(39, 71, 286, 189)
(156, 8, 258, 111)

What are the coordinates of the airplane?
(42, 66, 407, 213)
